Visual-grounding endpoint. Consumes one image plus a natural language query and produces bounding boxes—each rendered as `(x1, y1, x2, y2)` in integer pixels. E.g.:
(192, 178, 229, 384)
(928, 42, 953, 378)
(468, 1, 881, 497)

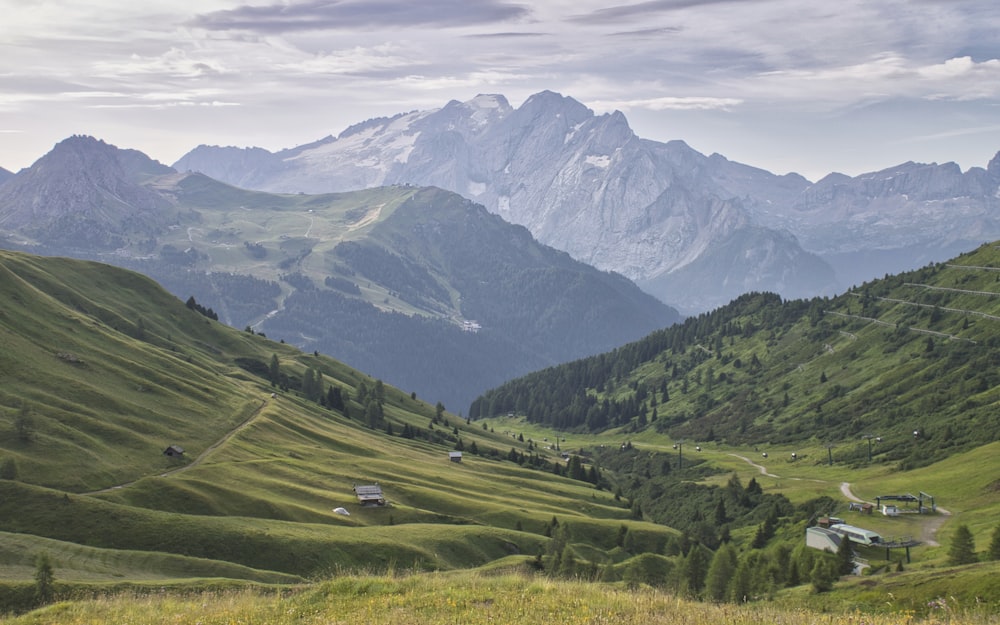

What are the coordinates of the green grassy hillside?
(1, 249, 998, 621)
(0, 250, 671, 590)
(472, 242, 1000, 468)
(0, 134, 680, 412)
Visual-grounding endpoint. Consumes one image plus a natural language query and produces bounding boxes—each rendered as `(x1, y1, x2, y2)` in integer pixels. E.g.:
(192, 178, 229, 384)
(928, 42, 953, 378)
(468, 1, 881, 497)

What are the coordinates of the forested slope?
(471, 243, 1000, 468)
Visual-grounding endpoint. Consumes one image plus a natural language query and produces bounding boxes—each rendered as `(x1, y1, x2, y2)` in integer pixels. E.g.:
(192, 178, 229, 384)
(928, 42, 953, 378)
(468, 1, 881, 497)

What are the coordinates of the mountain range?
(0, 135, 677, 411)
(174, 91, 1000, 314)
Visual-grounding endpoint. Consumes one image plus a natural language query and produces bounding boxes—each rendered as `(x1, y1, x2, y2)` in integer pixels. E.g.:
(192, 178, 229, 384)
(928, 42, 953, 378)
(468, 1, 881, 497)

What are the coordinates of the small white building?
(449, 451, 463, 463)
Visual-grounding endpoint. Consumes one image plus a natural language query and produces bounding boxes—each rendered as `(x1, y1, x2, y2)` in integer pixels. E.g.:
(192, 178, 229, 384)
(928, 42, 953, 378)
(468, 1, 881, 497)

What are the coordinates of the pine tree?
(268, 354, 280, 387)
(989, 524, 1000, 561)
(683, 544, 710, 596)
(327, 386, 345, 412)
(836, 535, 855, 575)
(0, 457, 17, 480)
(729, 558, 753, 602)
(364, 400, 383, 430)
(810, 557, 836, 593)
(705, 544, 737, 602)
(34, 552, 55, 604)
(948, 524, 977, 565)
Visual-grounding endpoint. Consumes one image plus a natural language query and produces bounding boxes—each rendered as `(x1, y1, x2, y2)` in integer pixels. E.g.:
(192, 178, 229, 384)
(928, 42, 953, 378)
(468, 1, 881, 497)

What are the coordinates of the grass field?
(4, 571, 999, 625)
(2, 249, 1000, 622)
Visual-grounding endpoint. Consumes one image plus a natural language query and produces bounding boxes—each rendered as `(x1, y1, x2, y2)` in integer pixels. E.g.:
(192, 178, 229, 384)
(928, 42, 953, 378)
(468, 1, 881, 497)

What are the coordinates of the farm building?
(449, 451, 463, 463)
(353, 484, 386, 506)
(162, 445, 185, 457)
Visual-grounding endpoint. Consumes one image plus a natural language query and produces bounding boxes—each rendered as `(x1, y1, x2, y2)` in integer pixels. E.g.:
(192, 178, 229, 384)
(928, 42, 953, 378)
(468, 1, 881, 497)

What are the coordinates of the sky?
(1, 0, 999, 181)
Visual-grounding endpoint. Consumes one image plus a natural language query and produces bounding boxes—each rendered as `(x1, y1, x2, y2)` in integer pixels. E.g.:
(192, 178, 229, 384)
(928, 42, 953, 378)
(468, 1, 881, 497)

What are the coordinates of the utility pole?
(862, 434, 881, 462)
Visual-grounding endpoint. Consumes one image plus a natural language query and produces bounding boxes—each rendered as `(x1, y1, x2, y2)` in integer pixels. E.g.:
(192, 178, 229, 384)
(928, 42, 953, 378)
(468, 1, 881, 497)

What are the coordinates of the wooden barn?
(353, 484, 386, 506)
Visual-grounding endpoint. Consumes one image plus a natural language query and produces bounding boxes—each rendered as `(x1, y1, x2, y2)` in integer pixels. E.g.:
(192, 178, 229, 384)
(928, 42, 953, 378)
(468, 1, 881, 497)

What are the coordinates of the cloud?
(607, 26, 684, 37)
(745, 54, 1000, 105)
(592, 96, 743, 112)
(569, 0, 749, 24)
(280, 44, 418, 76)
(893, 123, 1000, 145)
(193, 0, 532, 33)
(93, 48, 232, 78)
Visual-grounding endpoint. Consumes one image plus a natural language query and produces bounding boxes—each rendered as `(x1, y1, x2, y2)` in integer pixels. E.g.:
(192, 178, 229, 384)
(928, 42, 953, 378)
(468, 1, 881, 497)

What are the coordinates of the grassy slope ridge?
(2, 139, 679, 410)
(473, 242, 1000, 467)
(0, 249, 668, 584)
(1, 249, 998, 621)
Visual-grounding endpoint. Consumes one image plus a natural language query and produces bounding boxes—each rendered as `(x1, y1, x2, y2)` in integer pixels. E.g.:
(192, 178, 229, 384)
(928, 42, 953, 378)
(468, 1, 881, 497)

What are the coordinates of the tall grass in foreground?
(3, 573, 998, 625)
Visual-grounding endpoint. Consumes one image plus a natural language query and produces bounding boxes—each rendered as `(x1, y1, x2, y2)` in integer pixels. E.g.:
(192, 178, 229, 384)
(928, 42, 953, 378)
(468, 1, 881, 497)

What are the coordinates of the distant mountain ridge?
(0, 135, 678, 410)
(175, 91, 1000, 313)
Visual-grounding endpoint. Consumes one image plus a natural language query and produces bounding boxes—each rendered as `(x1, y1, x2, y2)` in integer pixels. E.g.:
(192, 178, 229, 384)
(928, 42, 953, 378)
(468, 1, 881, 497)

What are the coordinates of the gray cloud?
(193, 0, 532, 33)
(569, 0, 752, 24)
(607, 26, 683, 37)
(464, 32, 548, 39)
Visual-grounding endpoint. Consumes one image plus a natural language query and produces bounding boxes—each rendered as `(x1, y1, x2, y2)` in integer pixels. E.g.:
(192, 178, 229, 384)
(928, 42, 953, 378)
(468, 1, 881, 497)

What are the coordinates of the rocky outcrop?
(176, 92, 840, 312)
(0, 136, 176, 249)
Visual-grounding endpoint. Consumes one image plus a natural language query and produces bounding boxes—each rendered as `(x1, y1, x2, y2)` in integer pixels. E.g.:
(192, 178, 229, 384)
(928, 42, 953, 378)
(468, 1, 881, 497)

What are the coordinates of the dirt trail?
(729, 457, 951, 548)
(838, 482, 951, 547)
(83, 399, 268, 496)
(728, 453, 781, 478)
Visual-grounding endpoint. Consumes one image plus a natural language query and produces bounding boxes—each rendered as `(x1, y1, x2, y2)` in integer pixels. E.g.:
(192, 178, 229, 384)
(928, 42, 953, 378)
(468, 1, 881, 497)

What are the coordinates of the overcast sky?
(1, 0, 999, 180)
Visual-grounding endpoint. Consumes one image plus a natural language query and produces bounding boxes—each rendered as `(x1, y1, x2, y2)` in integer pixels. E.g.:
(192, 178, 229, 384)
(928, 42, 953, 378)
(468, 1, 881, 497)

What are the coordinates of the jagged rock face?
(176, 92, 834, 311)
(0, 135, 175, 248)
(760, 160, 1000, 254)
(172, 91, 1000, 312)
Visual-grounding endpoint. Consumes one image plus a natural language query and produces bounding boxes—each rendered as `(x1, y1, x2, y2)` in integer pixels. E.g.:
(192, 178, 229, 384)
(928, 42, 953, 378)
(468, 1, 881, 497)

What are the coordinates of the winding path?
(728, 453, 781, 478)
(838, 482, 951, 547)
(728, 454, 953, 548)
(83, 399, 269, 496)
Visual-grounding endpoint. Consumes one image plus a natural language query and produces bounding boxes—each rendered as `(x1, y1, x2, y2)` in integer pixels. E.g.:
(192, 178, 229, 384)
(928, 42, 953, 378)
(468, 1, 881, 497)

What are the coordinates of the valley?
(0, 248, 998, 623)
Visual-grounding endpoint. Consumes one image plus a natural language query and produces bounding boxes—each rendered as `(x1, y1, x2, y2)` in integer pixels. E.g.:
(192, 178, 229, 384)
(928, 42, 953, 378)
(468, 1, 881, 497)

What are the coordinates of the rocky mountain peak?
(0, 135, 174, 246)
(988, 151, 1000, 180)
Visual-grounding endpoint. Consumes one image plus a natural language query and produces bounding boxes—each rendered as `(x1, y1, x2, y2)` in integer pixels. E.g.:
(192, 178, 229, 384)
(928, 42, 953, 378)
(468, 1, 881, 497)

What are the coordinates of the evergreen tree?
(948, 524, 977, 565)
(809, 557, 836, 593)
(683, 544, 710, 596)
(729, 558, 753, 602)
(34, 552, 55, 604)
(268, 354, 280, 387)
(988, 523, 1000, 561)
(301, 368, 316, 401)
(705, 544, 737, 602)
(0, 457, 16, 480)
(374, 379, 386, 404)
(713, 499, 728, 525)
(364, 400, 383, 430)
(327, 386, 345, 412)
(836, 535, 855, 575)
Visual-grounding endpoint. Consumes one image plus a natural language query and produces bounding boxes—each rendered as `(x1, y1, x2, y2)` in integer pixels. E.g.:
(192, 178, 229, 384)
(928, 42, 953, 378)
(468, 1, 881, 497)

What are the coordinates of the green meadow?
(1, 248, 999, 622)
